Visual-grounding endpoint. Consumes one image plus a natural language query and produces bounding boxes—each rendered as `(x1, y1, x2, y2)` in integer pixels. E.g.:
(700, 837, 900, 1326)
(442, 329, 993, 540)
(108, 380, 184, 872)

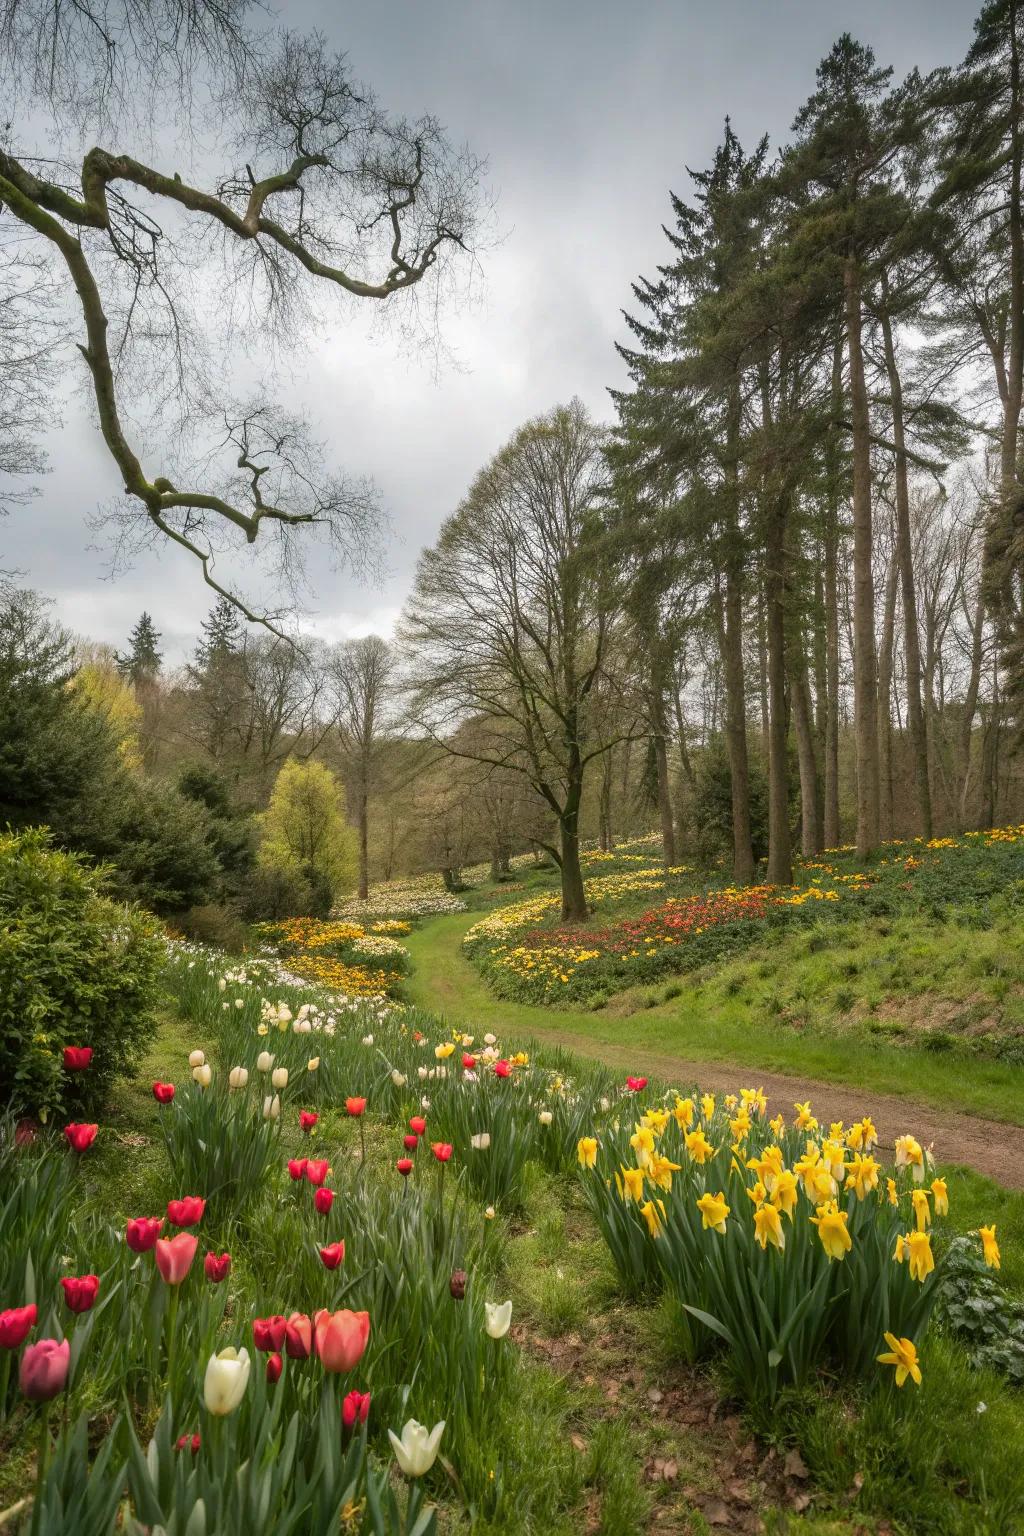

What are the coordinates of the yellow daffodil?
(905, 1230, 935, 1282)
(793, 1100, 819, 1133)
(577, 1137, 598, 1169)
(980, 1225, 1001, 1269)
(641, 1107, 670, 1136)
(931, 1178, 948, 1217)
(894, 1232, 906, 1263)
(847, 1154, 881, 1201)
(772, 1168, 799, 1218)
(616, 1165, 646, 1203)
(648, 1151, 682, 1191)
(639, 1198, 666, 1238)
(895, 1134, 926, 1183)
(741, 1086, 768, 1118)
(754, 1201, 785, 1251)
(886, 1177, 898, 1207)
(672, 1096, 694, 1131)
(435, 1042, 455, 1060)
(746, 1179, 767, 1206)
(821, 1138, 847, 1183)
(769, 1113, 785, 1138)
(804, 1165, 838, 1206)
(877, 1332, 921, 1387)
(630, 1125, 656, 1169)
(810, 1201, 852, 1261)
(695, 1190, 730, 1234)
(911, 1189, 931, 1232)
(700, 1093, 716, 1122)
(729, 1108, 752, 1142)
(829, 1120, 845, 1140)
(684, 1128, 715, 1165)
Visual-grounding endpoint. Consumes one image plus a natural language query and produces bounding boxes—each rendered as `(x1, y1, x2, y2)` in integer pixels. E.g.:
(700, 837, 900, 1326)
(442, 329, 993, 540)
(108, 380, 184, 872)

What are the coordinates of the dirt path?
(405, 914, 1024, 1190)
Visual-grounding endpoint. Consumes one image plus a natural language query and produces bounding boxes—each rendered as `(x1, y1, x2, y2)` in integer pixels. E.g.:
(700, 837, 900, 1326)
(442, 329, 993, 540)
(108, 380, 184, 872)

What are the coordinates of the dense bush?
(0, 828, 164, 1119)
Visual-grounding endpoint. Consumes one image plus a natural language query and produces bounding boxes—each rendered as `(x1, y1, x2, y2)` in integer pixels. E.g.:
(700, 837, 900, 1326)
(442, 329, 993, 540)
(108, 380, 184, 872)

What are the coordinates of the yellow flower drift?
(877, 1332, 922, 1388)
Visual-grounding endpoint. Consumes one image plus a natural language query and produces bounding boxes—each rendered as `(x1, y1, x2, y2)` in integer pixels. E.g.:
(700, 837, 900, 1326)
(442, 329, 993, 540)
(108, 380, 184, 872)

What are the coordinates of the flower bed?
(254, 918, 411, 999)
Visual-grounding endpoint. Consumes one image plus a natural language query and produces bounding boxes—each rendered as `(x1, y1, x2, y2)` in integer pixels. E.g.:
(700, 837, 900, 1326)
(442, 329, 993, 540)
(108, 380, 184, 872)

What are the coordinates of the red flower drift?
(305, 1158, 330, 1186)
(60, 1274, 99, 1313)
(409, 1116, 427, 1135)
(204, 1252, 231, 1284)
(63, 1046, 93, 1071)
(167, 1196, 205, 1227)
(345, 1097, 366, 1117)
(152, 1082, 175, 1104)
(493, 1060, 511, 1078)
(266, 1351, 283, 1384)
(287, 1158, 308, 1181)
(126, 1217, 163, 1253)
(320, 1241, 346, 1270)
(396, 1157, 414, 1177)
(63, 1122, 98, 1153)
(299, 1111, 318, 1133)
(431, 1142, 453, 1163)
(0, 1305, 37, 1349)
(314, 1186, 335, 1215)
(625, 1076, 648, 1093)
(253, 1315, 287, 1352)
(342, 1389, 371, 1428)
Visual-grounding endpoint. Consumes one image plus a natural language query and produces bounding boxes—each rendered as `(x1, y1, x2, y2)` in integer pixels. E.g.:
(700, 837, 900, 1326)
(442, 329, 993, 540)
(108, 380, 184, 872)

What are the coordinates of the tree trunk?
(791, 659, 822, 857)
(845, 254, 881, 854)
(720, 375, 755, 884)
(650, 679, 677, 868)
(876, 551, 899, 842)
(957, 589, 985, 828)
(559, 816, 587, 921)
(765, 495, 792, 885)
(823, 338, 843, 850)
(878, 279, 933, 837)
(357, 773, 369, 901)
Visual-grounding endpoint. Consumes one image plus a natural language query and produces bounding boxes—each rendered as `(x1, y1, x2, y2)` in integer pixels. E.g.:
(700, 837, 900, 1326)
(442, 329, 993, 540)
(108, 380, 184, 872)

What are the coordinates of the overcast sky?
(6, 0, 978, 664)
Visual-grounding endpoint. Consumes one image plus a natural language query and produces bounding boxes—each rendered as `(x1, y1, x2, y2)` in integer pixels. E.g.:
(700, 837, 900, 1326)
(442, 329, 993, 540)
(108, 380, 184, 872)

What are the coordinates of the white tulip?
(391, 1070, 407, 1088)
(307, 1056, 320, 1072)
(470, 1133, 491, 1151)
(484, 1033, 497, 1046)
(417, 1066, 429, 1080)
(263, 1094, 281, 1120)
(192, 1063, 212, 1087)
(234, 998, 244, 1009)
(484, 1300, 512, 1339)
(203, 1347, 250, 1416)
(217, 979, 226, 993)
(420, 1096, 430, 1109)
(271, 1066, 289, 1089)
(538, 1110, 553, 1126)
(388, 1418, 445, 1478)
(484, 1206, 496, 1220)
(600, 1097, 611, 1113)
(228, 1066, 248, 1090)
(362, 1034, 374, 1046)
(256, 1051, 274, 1073)
(277, 1006, 292, 1024)
(188, 1049, 205, 1068)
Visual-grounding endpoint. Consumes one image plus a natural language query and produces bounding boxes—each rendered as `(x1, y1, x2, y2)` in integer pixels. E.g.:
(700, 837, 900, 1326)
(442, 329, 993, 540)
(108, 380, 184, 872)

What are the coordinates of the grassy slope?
(403, 911, 1024, 1126)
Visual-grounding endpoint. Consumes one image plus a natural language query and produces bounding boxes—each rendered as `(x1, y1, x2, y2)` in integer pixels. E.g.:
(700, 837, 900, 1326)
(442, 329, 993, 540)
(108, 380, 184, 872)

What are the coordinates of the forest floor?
(403, 911, 1024, 1190)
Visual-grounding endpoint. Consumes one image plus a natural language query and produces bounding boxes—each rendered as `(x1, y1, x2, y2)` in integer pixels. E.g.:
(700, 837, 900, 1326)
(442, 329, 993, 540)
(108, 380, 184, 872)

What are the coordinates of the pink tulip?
(313, 1308, 370, 1372)
(154, 1232, 198, 1285)
(20, 1338, 70, 1401)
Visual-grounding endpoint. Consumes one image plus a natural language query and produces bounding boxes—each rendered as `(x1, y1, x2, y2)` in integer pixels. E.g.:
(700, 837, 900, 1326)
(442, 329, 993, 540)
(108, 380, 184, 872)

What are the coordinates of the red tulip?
(166, 1196, 205, 1227)
(266, 1351, 283, 1384)
(313, 1308, 370, 1372)
(20, 1338, 70, 1401)
(409, 1116, 427, 1135)
(154, 1232, 198, 1285)
(625, 1076, 648, 1092)
(345, 1097, 366, 1118)
(431, 1142, 453, 1163)
(204, 1252, 231, 1284)
(396, 1157, 414, 1177)
(285, 1312, 313, 1359)
(287, 1157, 308, 1182)
(403, 1133, 418, 1151)
(175, 1433, 201, 1454)
(320, 1241, 346, 1270)
(342, 1389, 371, 1428)
(63, 1046, 93, 1071)
(60, 1274, 99, 1313)
(305, 1159, 330, 1187)
(152, 1082, 176, 1104)
(252, 1315, 287, 1352)
(493, 1060, 511, 1078)
(314, 1186, 335, 1215)
(0, 1305, 37, 1349)
(63, 1122, 98, 1153)
(462, 1053, 476, 1071)
(412, 1030, 424, 1042)
(126, 1217, 163, 1253)
(299, 1111, 318, 1133)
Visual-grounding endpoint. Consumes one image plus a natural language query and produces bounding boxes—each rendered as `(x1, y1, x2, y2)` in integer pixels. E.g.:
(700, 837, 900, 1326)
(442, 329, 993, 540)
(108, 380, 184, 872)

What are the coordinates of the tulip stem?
(31, 1407, 50, 1536)
(165, 1286, 180, 1390)
(359, 1119, 366, 1176)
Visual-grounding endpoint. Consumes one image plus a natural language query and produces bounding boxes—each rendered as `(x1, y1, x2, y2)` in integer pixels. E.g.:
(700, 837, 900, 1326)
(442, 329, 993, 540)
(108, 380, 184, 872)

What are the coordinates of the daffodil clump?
(255, 917, 410, 998)
(335, 872, 469, 919)
(578, 1088, 999, 1401)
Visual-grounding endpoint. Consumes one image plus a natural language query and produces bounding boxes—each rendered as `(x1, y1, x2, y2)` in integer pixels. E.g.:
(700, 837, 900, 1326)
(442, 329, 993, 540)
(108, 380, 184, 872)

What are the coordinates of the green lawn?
(404, 911, 1024, 1126)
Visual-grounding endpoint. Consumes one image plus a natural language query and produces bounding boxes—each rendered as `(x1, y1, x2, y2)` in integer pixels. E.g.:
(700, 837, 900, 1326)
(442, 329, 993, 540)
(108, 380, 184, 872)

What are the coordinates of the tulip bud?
(20, 1338, 70, 1402)
(484, 1300, 513, 1339)
(391, 1069, 407, 1087)
(229, 1066, 248, 1089)
(431, 1142, 452, 1163)
(126, 1217, 163, 1253)
(252, 1316, 287, 1352)
(0, 1305, 37, 1350)
(271, 1066, 289, 1090)
(266, 1351, 283, 1384)
(63, 1046, 93, 1071)
(396, 1157, 414, 1177)
(285, 1312, 312, 1359)
(539, 1110, 553, 1126)
(60, 1274, 99, 1313)
(155, 1233, 198, 1285)
(287, 1157, 308, 1181)
(388, 1418, 445, 1478)
(313, 1308, 370, 1372)
(299, 1111, 318, 1133)
(152, 1082, 175, 1104)
(314, 1186, 335, 1214)
(342, 1389, 371, 1429)
(257, 1051, 274, 1073)
(403, 1134, 418, 1151)
(263, 1094, 281, 1120)
(345, 1097, 366, 1117)
(409, 1116, 427, 1135)
(175, 1433, 201, 1454)
(188, 1050, 205, 1068)
(204, 1252, 231, 1284)
(307, 1057, 320, 1072)
(192, 1063, 212, 1087)
(470, 1133, 491, 1151)
(203, 1347, 250, 1416)
(320, 1241, 346, 1270)
(449, 1270, 467, 1300)
(63, 1122, 98, 1153)
(305, 1158, 329, 1186)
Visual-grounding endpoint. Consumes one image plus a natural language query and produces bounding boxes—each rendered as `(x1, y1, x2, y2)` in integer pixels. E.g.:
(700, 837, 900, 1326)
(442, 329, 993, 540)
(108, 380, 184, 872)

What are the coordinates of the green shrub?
(0, 828, 164, 1120)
